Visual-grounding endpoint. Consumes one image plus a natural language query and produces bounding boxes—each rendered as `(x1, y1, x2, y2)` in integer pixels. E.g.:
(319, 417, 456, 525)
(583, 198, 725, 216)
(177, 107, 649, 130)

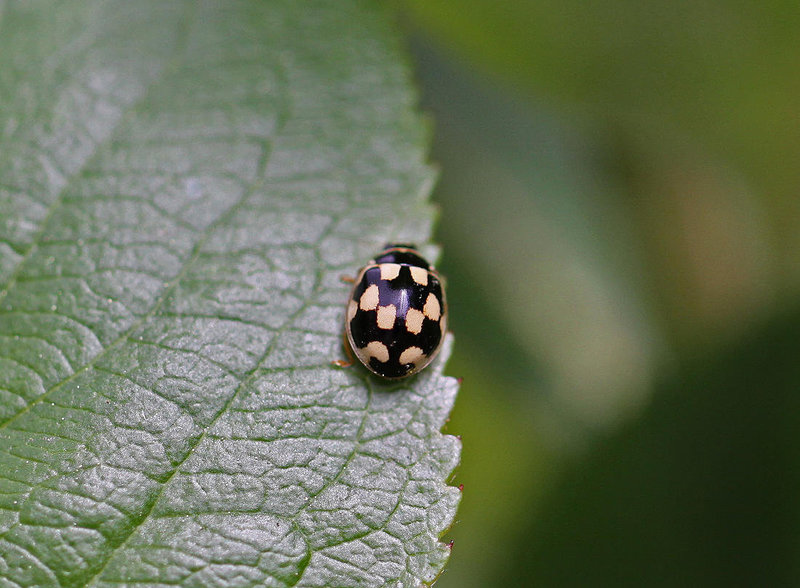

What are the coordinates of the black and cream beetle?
(344, 243, 447, 379)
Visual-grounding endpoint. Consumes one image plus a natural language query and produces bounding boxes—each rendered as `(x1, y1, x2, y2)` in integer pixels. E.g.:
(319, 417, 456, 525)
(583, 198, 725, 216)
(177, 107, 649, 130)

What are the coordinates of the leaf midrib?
(0, 10, 302, 580)
(0, 4, 199, 429)
(82, 166, 330, 588)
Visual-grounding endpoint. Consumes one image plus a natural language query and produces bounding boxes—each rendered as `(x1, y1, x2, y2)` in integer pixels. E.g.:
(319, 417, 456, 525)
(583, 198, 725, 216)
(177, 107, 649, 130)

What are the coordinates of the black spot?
(373, 249, 430, 269)
(370, 356, 412, 378)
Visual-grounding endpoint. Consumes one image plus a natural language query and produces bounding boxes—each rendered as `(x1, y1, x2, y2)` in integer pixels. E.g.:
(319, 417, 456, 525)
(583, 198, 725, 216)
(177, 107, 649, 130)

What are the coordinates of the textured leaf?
(0, 1, 460, 586)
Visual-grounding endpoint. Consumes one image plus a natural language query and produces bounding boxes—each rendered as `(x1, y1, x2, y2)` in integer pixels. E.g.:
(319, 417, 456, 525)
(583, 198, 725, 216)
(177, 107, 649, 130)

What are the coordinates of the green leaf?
(0, 1, 460, 586)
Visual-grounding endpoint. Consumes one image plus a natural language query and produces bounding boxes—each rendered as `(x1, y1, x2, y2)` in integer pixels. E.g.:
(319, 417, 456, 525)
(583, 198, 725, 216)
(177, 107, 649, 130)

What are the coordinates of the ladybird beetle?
(344, 243, 447, 379)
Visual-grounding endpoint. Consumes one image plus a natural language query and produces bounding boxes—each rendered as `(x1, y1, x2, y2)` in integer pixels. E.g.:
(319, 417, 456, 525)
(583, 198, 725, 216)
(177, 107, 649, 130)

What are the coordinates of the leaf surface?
(0, 1, 460, 586)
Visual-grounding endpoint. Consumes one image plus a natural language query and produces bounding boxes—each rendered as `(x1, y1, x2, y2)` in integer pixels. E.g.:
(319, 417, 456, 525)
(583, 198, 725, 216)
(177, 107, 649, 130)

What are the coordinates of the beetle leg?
(332, 330, 356, 369)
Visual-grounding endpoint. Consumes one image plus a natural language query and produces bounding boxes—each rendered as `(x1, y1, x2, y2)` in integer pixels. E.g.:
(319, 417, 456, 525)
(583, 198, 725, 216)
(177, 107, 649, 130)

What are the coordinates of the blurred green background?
(399, 1, 800, 586)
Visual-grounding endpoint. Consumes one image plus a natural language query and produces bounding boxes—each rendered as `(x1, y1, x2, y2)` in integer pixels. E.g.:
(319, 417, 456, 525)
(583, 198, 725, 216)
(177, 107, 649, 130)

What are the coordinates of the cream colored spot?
(359, 284, 379, 311)
(423, 293, 441, 321)
(380, 263, 401, 281)
(405, 308, 425, 334)
(347, 300, 358, 322)
(363, 341, 389, 363)
(409, 266, 428, 286)
(376, 304, 397, 329)
(399, 346, 425, 365)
